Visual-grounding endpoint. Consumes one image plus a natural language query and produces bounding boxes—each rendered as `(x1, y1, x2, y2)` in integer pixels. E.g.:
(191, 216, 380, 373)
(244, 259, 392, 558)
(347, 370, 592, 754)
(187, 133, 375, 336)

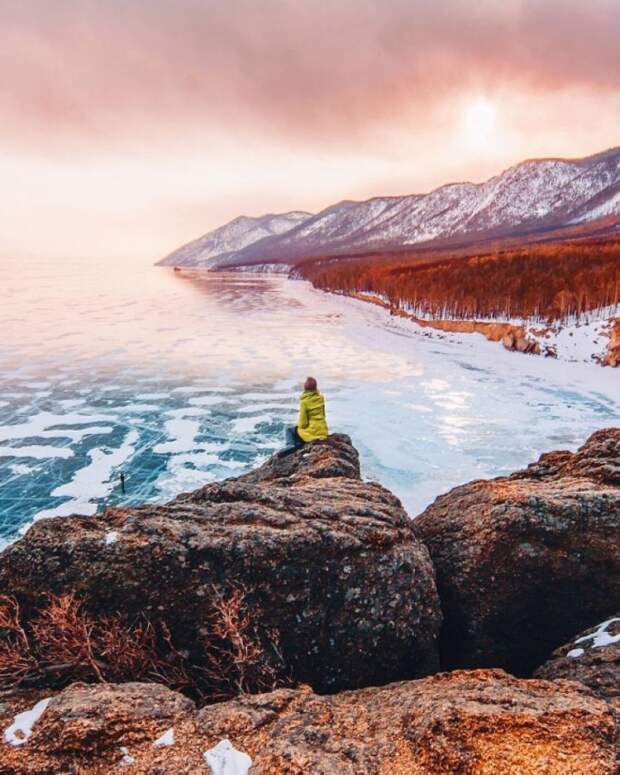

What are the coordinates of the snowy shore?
(316, 286, 619, 368)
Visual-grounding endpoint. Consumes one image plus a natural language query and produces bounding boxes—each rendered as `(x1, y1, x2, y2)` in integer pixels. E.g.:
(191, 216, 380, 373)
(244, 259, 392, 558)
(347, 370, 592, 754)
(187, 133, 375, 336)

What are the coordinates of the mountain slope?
(159, 146, 620, 269)
(226, 147, 619, 266)
(157, 211, 312, 267)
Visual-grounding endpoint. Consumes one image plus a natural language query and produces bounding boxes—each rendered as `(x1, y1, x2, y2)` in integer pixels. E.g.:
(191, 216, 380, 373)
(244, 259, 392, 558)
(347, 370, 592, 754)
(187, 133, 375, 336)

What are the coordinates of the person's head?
(304, 376, 318, 392)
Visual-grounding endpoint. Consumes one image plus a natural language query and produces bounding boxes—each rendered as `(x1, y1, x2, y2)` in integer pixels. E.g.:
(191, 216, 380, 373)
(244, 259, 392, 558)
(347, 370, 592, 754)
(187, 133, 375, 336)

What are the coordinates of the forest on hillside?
(297, 238, 620, 322)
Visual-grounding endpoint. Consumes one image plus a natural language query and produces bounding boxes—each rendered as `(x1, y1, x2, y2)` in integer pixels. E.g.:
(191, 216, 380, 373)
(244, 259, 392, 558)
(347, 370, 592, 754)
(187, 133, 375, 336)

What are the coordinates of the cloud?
(1, 0, 618, 152)
(0, 1, 618, 261)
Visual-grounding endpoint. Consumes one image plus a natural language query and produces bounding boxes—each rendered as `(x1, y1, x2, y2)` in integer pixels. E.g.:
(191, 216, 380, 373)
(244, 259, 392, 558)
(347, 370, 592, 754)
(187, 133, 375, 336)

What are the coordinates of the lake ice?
(0, 257, 617, 546)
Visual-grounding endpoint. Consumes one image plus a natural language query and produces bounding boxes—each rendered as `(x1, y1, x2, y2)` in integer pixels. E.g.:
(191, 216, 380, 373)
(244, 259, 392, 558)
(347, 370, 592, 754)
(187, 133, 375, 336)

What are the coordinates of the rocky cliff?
(1, 429, 619, 774)
(414, 428, 620, 675)
(0, 435, 441, 693)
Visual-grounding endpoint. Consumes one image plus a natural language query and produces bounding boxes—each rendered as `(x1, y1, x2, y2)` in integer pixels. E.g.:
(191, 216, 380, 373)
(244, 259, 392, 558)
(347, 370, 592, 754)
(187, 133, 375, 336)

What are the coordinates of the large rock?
(195, 670, 619, 774)
(414, 428, 620, 674)
(30, 682, 194, 753)
(0, 435, 441, 692)
(535, 614, 620, 707)
(2, 671, 617, 773)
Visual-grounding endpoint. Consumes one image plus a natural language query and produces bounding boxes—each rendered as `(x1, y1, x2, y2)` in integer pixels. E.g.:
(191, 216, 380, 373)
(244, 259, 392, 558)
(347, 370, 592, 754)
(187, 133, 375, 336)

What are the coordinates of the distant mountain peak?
(157, 210, 312, 268)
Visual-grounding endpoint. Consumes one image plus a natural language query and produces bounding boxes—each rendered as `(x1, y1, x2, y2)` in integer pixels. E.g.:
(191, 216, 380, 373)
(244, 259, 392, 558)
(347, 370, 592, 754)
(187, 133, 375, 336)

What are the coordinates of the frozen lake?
(0, 256, 618, 546)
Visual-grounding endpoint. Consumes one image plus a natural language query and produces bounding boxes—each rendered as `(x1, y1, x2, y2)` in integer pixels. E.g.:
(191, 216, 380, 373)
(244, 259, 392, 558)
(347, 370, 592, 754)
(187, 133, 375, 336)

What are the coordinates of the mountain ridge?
(158, 145, 620, 269)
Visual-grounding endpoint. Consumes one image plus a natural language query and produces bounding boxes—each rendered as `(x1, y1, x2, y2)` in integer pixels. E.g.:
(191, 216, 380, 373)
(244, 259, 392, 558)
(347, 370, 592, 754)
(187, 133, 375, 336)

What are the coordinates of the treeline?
(297, 238, 620, 322)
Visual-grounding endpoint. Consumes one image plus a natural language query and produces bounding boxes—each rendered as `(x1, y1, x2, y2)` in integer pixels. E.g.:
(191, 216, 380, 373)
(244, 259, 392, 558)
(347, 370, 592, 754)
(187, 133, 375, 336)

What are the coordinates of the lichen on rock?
(414, 427, 620, 675)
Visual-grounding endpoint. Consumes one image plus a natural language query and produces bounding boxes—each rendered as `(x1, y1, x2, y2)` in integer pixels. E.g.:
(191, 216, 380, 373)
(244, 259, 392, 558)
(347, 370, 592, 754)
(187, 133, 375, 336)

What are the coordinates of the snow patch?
(29, 429, 138, 523)
(9, 462, 35, 475)
(204, 739, 252, 775)
(152, 727, 175, 747)
(0, 411, 113, 443)
(119, 746, 135, 766)
(153, 416, 202, 455)
(4, 697, 51, 746)
(567, 617, 620, 658)
(104, 530, 119, 546)
(0, 445, 74, 460)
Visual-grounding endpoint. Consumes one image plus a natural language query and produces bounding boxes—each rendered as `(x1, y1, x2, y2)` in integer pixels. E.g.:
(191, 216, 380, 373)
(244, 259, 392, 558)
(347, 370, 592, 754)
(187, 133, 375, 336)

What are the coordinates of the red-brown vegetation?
(0, 587, 286, 701)
(298, 237, 620, 322)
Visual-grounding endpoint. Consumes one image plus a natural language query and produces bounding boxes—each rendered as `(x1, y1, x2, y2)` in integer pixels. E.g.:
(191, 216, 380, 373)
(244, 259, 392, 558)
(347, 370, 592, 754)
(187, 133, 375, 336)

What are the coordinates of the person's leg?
(278, 425, 302, 458)
(292, 426, 304, 449)
(285, 425, 297, 447)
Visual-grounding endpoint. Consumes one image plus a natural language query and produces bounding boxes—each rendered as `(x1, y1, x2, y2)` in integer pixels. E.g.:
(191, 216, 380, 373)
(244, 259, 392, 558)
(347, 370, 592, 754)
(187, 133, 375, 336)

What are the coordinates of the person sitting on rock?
(283, 376, 329, 453)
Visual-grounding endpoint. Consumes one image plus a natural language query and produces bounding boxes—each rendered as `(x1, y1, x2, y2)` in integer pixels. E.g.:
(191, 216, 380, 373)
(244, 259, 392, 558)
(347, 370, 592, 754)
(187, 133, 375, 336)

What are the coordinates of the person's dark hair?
(304, 376, 318, 392)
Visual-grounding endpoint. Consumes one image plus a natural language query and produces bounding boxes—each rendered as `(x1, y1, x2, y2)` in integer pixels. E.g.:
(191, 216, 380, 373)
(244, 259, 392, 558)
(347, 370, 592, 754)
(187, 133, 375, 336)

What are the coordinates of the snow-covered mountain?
(158, 211, 312, 267)
(160, 147, 619, 269)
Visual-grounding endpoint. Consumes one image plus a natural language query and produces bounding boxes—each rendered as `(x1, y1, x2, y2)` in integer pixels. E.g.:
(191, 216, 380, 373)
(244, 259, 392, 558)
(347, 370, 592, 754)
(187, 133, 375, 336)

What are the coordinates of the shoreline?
(312, 285, 619, 368)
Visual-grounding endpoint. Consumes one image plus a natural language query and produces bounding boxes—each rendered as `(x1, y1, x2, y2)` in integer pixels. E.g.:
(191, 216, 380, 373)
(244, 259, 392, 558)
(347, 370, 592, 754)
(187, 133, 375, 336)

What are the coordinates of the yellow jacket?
(297, 390, 329, 443)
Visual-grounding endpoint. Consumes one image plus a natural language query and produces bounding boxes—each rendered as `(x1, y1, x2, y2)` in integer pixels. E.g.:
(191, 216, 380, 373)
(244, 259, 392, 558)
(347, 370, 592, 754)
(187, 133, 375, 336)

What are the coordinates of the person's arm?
(298, 400, 309, 429)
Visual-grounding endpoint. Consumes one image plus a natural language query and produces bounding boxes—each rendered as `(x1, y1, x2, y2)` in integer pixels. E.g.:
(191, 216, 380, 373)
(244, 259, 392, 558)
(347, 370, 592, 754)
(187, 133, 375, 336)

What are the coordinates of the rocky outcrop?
(29, 683, 194, 754)
(535, 615, 620, 707)
(501, 328, 541, 354)
(2, 670, 618, 774)
(0, 435, 441, 692)
(603, 317, 620, 367)
(414, 428, 620, 675)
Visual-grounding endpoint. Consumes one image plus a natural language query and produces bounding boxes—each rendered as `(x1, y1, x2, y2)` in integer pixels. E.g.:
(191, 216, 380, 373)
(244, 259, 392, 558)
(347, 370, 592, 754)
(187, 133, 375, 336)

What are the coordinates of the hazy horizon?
(2, 0, 619, 263)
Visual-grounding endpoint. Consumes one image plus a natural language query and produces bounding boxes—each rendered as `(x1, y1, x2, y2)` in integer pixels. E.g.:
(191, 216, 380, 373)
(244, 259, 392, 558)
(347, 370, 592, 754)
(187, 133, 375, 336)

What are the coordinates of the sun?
(461, 97, 498, 152)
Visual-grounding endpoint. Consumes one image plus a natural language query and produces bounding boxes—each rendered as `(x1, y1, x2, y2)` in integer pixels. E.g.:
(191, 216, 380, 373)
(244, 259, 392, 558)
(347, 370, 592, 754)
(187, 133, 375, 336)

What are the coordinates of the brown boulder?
(0, 435, 441, 692)
(4, 670, 617, 774)
(29, 682, 193, 754)
(535, 614, 620, 707)
(414, 428, 620, 674)
(195, 671, 620, 774)
(502, 331, 516, 350)
(603, 318, 620, 367)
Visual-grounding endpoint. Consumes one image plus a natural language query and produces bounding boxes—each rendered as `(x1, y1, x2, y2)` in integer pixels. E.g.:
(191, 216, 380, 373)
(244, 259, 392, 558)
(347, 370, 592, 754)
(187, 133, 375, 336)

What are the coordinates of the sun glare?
(461, 97, 498, 152)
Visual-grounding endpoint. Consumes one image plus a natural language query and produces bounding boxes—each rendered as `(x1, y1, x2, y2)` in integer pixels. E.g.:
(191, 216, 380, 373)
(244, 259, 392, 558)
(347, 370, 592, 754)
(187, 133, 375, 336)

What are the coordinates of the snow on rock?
(119, 746, 135, 766)
(568, 617, 620, 657)
(152, 727, 175, 747)
(4, 697, 52, 746)
(104, 531, 119, 545)
(204, 739, 252, 775)
(525, 307, 620, 364)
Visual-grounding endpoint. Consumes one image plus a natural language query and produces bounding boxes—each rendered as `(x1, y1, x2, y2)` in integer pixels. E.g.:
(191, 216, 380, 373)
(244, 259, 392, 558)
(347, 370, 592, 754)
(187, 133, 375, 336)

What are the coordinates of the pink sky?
(1, 0, 619, 263)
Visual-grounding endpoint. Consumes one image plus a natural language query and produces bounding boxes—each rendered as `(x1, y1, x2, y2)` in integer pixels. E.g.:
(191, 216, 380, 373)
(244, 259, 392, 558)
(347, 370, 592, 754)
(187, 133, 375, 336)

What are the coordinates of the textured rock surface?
(2, 671, 618, 774)
(414, 428, 620, 674)
(29, 682, 194, 753)
(194, 670, 619, 774)
(603, 318, 620, 367)
(0, 435, 441, 692)
(535, 615, 620, 706)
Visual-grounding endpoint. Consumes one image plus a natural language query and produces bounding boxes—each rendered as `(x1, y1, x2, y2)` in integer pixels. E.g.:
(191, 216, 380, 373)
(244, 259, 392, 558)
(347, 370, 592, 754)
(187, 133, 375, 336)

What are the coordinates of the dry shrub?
(202, 584, 286, 698)
(0, 595, 38, 688)
(0, 585, 287, 702)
